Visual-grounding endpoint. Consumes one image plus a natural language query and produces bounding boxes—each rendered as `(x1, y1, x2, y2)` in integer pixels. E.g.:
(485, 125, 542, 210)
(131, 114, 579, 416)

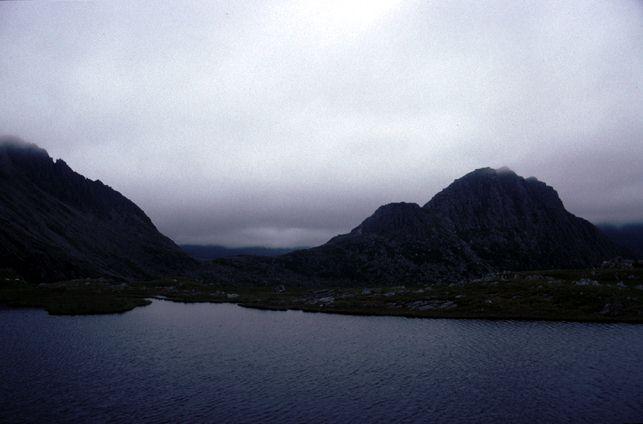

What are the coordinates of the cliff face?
(0, 137, 196, 282)
(274, 167, 623, 285)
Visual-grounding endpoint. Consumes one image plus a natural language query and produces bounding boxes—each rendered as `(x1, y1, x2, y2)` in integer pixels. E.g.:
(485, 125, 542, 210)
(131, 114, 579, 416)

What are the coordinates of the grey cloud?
(1, 0, 641, 247)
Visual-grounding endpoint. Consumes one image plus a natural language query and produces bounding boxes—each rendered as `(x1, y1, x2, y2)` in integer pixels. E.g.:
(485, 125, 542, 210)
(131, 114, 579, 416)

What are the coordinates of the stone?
(575, 278, 599, 286)
(318, 296, 335, 305)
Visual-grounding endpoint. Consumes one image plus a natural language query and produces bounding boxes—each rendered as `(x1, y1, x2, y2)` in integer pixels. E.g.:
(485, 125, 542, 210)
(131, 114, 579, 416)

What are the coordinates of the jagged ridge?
(0, 136, 196, 282)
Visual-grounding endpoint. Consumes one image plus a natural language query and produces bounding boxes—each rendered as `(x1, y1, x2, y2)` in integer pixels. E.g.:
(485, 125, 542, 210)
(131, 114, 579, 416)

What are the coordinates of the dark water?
(1, 301, 642, 423)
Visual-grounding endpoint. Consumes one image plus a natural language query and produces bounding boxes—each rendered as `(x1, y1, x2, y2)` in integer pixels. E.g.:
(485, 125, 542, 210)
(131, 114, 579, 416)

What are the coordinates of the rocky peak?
(0, 136, 196, 282)
(0, 138, 152, 223)
(275, 166, 624, 286)
(0, 136, 53, 176)
(0, 135, 44, 151)
(424, 167, 566, 231)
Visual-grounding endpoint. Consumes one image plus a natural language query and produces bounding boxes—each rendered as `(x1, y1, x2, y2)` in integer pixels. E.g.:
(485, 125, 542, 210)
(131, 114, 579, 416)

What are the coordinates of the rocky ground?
(2, 266, 643, 322)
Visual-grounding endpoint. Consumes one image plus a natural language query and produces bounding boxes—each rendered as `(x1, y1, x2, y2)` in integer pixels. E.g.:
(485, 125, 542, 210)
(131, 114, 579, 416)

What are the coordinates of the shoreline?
(234, 301, 643, 324)
(2, 295, 643, 324)
(2, 266, 643, 322)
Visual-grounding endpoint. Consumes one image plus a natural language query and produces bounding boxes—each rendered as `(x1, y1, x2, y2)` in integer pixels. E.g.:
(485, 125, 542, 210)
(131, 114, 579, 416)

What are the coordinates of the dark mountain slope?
(0, 137, 196, 282)
(261, 167, 623, 286)
(278, 203, 486, 284)
(424, 167, 620, 270)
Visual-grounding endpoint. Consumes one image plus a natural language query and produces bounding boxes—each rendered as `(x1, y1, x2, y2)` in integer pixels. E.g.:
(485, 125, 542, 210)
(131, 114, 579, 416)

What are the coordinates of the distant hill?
(0, 136, 196, 283)
(181, 244, 297, 261)
(597, 223, 643, 259)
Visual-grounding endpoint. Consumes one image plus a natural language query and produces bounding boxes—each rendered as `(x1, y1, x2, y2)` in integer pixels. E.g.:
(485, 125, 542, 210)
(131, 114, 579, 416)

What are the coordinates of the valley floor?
(1, 268, 643, 323)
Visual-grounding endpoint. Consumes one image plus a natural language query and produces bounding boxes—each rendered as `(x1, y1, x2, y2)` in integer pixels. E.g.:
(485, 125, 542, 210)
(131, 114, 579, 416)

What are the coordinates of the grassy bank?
(1, 267, 642, 321)
(0, 276, 150, 315)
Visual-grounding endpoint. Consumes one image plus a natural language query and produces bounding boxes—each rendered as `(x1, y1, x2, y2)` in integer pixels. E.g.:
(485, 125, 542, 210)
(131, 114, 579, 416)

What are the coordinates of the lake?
(1, 300, 642, 423)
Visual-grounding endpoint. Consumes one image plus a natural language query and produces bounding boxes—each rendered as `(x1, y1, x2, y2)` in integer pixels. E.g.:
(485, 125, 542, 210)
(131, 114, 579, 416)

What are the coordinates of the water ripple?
(1, 301, 642, 423)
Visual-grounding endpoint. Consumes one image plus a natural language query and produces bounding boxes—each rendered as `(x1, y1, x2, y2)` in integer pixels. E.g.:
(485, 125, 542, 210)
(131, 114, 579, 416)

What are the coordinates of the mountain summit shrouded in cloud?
(0, 0, 641, 247)
(0, 137, 196, 282)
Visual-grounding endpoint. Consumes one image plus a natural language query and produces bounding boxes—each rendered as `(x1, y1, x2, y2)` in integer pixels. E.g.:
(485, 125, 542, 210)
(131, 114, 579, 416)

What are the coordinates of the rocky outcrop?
(0, 136, 196, 283)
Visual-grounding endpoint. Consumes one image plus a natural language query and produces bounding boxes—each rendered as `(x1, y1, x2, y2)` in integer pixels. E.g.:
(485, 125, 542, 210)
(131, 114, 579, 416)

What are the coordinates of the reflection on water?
(1, 300, 642, 423)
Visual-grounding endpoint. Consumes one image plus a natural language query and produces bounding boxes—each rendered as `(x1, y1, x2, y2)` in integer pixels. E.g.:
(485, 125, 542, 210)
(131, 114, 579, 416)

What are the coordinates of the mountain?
(423, 167, 620, 270)
(276, 203, 485, 285)
(597, 223, 643, 259)
(260, 167, 623, 285)
(181, 244, 297, 261)
(0, 138, 625, 287)
(0, 136, 196, 283)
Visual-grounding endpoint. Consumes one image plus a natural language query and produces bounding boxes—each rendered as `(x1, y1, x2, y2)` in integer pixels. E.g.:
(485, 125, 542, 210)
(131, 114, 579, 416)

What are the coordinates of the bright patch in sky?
(299, 0, 401, 35)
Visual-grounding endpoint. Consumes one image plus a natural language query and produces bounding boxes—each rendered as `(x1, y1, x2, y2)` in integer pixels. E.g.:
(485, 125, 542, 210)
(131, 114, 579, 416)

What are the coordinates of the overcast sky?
(1, 0, 642, 247)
